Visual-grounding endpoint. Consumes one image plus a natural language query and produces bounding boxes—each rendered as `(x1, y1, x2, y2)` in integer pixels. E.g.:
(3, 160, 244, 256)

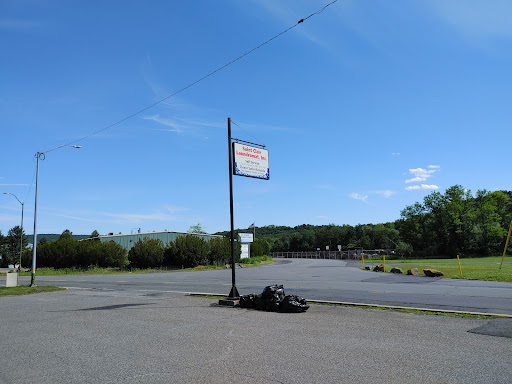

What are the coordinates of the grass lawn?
(0, 286, 66, 296)
(362, 256, 512, 282)
(384, 256, 506, 264)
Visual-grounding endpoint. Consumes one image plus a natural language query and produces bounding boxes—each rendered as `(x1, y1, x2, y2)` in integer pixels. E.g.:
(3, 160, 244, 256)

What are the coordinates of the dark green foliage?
(59, 229, 73, 240)
(395, 241, 413, 258)
(250, 238, 270, 257)
(34, 238, 128, 269)
(163, 235, 239, 268)
(207, 236, 232, 265)
(396, 186, 512, 257)
(216, 186, 512, 258)
(21, 248, 32, 267)
(0, 230, 6, 267)
(165, 234, 209, 268)
(128, 238, 164, 269)
(37, 238, 78, 268)
(0, 226, 28, 267)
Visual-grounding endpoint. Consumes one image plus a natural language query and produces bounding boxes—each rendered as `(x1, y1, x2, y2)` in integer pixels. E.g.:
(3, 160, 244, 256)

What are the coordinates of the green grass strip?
(0, 286, 66, 296)
(309, 301, 509, 319)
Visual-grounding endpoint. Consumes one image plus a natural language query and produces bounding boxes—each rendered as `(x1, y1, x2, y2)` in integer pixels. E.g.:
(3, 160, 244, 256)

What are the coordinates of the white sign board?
(239, 233, 254, 243)
(233, 143, 269, 180)
(241, 243, 250, 259)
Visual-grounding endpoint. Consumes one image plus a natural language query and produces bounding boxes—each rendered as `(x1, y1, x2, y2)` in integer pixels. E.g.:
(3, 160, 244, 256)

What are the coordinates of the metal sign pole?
(227, 117, 239, 299)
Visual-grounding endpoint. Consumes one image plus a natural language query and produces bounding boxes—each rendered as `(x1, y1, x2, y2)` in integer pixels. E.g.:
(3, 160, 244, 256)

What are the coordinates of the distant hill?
(27, 234, 90, 244)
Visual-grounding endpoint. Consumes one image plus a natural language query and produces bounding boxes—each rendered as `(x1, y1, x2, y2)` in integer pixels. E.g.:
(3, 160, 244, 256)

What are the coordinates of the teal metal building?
(98, 231, 223, 251)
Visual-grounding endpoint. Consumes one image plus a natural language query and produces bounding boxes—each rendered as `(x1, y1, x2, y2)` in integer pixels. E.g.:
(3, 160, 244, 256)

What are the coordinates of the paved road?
(1, 288, 511, 384)
(4, 259, 512, 315)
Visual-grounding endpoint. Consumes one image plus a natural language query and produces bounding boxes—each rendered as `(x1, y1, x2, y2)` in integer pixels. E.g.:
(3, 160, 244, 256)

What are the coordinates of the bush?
(128, 238, 164, 269)
(208, 237, 232, 265)
(250, 238, 270, 258)
(165, 235, 209, 268)
(33, 238, 128, 269)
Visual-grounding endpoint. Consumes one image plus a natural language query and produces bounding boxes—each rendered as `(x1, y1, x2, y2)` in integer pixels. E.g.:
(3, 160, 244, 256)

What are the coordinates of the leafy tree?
(0, 230, 6, 267)
(395, 241, 413, 258)
(166, 235, 209, 268)
(128, 237, 164, 268)
(35, 238, 128, 269)
(59, 229, 73, 240)
(90, 230, 100, 239)
(188, 223, 206, 234)
(250, 238, 270, 257)
(207, 237, 232, 265)
(38, 237, 48, 245)
(3, 226, 28, 266)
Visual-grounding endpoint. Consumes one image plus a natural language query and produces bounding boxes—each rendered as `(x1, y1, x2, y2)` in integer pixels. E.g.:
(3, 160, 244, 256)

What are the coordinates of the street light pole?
(30, 144, 81, 286)
(3, 192, 24, 271)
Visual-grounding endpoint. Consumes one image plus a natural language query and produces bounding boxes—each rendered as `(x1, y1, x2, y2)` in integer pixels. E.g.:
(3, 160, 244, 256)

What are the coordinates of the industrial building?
(98, 231, 223, 251)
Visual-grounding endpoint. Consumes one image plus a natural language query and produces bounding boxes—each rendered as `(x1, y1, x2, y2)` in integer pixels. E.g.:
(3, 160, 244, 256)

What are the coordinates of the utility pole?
(227, 117, 239, 299)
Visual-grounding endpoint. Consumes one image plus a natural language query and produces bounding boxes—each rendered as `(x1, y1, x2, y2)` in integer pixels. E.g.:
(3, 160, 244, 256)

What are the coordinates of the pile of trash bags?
(239, 284, 310, 313)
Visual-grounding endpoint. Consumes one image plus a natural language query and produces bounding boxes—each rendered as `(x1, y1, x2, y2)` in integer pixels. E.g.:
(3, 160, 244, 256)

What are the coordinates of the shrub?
(208, 237, 232, 265)
(33, 238, 129, 269)
(165, 235, 209, 268)
(250, 238, 270, 258)
(128, 238, 164, 269)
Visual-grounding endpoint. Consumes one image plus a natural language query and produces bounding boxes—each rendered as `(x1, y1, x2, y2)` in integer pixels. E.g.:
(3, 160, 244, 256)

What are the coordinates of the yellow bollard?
(457, 254, 463, 279)
(383, 255, 386, 272)
(362, 253, 365, 269)
(500, 221, 512, 270)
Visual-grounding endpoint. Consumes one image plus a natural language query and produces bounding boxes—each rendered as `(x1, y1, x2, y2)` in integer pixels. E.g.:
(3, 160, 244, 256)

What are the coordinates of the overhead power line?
(69, 0, 338, 145)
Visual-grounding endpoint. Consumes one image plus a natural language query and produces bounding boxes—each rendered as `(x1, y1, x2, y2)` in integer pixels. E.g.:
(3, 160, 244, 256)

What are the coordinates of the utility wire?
(68, 0, 338, 145)
(231, 120, 262, 145)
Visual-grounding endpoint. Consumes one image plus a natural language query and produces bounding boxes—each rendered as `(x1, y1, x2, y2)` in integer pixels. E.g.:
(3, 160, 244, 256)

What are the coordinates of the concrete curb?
(188, 293, 512, 318)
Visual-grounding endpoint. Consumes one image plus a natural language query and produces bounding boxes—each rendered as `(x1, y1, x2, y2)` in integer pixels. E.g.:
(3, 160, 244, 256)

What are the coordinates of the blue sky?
(1, 0, 511, 236)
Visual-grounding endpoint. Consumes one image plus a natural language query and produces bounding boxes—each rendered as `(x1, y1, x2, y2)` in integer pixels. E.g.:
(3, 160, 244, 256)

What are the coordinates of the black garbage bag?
(261, 284, 285, 300)
(260, 284, 286, 312)
(253, 294, 266, 311)
(264, 293, 283, 312)
(279, 295, 310, 313)
(239, 294, 256, 309)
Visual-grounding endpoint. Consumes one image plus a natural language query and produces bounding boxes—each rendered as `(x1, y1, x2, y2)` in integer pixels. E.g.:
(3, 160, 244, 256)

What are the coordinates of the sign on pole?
(239, 233, 254, 243)
(233, 143, 269, 180)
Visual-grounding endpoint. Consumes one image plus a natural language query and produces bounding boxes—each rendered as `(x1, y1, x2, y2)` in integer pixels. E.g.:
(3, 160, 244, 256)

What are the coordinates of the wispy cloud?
(349, 192, 368, 202)
(426, 1, 512, 40)
(405, 167, 439, 183)
(405, 184, 440, 191)
(53, 213, 99, 223)
(143, 115, 185, 133)
(374, 190, 396, 198)
(143, 114, 228, 135)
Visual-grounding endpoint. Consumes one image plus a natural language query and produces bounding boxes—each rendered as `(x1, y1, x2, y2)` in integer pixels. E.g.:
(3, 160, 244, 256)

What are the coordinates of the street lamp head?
(73, 145, 82, 148)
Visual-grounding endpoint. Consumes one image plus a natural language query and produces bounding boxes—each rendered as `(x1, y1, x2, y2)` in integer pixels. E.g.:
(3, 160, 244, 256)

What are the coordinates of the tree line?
(2, 185, 510, 267)
(225, 185, 512, 258)
(0, 227, 271, 269)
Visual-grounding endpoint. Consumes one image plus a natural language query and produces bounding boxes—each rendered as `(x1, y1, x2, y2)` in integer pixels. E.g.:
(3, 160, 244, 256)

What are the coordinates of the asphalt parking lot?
(1, 288, 511, 384)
